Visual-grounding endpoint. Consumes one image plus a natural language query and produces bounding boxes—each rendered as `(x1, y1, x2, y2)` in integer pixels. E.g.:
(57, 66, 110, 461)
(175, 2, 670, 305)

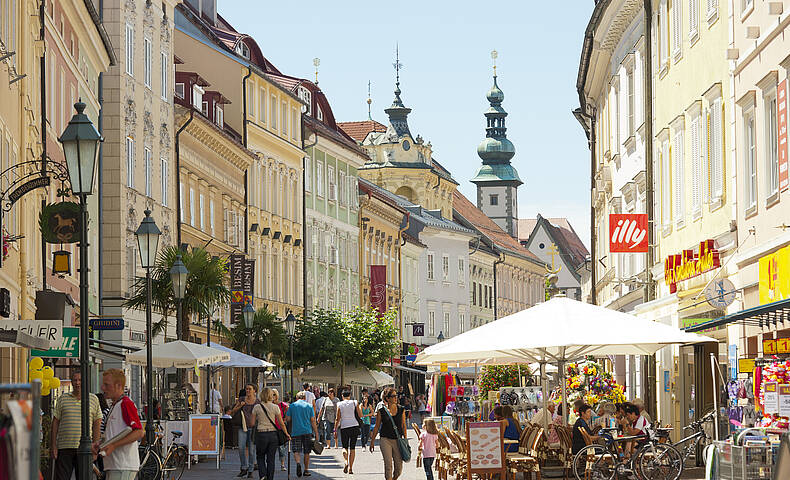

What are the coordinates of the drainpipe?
(242, 67, 252, 254)
(97, 0, 104, 315)
(40, 0, 47, 292)
(301, 123, 318, 314)
(493, 252, 505, 319)
(589, 111, 597, 305)
(174, 109, 194, 253)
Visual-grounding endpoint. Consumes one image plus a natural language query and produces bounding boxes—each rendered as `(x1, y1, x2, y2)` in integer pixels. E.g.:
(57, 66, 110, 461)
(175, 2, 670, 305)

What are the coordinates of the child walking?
(419, 419, 439, 480)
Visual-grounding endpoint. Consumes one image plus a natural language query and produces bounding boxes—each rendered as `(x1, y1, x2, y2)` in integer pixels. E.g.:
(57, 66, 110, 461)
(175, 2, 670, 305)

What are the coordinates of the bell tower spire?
(384, 44, 412, 138)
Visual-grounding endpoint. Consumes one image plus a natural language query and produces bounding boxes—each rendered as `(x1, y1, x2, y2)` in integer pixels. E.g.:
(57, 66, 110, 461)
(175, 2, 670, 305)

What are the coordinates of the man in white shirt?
(209, 384, 223, 414)
(532, 402, 555, 428)
(96, 369, 145, 480)
(302, 383, 317, 413)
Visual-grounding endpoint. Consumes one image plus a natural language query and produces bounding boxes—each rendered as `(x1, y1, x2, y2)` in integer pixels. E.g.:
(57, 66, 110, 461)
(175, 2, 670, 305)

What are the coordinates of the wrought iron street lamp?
(135, 209, 161, 446)
(437, 331, 445, 342)
(242, 302, 255, 383)
(284, 312, 298, 480)
(58, 100, 101, 480)
(169, 253, 189, 398)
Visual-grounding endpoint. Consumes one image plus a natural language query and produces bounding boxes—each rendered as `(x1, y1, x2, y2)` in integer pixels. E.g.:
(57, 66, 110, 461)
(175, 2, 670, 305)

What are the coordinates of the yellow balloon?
(29, 357, 44, 371)
(29, 370, 43, 381)
(41, 386, 51, 397)
(50, 377, 61, 389)
(42, 366, 54, 379)
(41, 379, 50, 390)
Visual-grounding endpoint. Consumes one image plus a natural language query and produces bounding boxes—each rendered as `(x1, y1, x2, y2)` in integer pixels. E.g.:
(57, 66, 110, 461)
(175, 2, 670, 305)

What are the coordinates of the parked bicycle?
(669, 410, 714, 467)
(634, 411, 714, 478)
(136, 422, 189, 480)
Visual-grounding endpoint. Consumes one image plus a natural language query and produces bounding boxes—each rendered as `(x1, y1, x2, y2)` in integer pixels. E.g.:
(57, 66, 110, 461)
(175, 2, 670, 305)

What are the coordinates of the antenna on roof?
(367, 80, 372, 120)
(491, 49, 498, 77)
(313, 57, 320, 86)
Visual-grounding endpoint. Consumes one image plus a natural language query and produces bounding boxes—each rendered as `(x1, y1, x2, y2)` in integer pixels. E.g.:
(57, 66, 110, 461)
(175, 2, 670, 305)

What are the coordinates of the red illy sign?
(609, 214, 648, 253)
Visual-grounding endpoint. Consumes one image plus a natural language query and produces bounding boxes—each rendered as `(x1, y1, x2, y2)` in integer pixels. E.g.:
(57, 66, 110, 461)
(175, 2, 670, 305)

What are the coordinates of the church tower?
(471, 52, 522, 238)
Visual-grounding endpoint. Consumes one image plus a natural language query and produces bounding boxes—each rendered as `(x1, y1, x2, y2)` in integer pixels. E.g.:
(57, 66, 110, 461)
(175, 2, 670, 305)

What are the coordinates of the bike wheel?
(137, 449, 162, 480)
(634, 443, 683, 480)
(161, 446, 188, 480)
(572, 444, 617, 480)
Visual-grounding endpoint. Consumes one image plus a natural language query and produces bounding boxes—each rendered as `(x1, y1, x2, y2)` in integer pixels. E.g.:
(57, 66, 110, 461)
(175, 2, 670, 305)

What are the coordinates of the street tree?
(214, 306, 287, 364)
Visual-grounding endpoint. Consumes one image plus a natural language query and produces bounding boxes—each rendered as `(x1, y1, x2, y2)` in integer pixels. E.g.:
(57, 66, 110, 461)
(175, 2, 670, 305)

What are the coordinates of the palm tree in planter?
(125, 245, 230, 342)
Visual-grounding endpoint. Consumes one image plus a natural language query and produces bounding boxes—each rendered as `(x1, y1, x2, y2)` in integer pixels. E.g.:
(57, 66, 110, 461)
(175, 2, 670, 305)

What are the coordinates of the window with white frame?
(338, 170, 346, 205)
(126, 137, 135, 188)
(612, 85, 619, 153)
(459, 312, 465, 333)
(175, 83, 184, 99)
(658, 1, 669, 68)
(298, 86, 312, 115)
(443, 312, 450, 337)
(689, 0, 699, 40)
(281, 101, 287, 136)
(442, 255, 449, 281)
(709, 96, 724, 203)
(671, 0, 682, 59)
(427, 252, 435, 280)
(428, 311, 435, 337)
(707, 0, 718, 21)
(458, 258, 465, 285)
(348, 175, 357, 208)
(259, 88, 266, 124)
(305, 157, 312, 192)
(209, 200, 215, 234)
(161, 51, 168, 100)
(328, 165, 336, 200)
(144, 147, 152, 196)
(270, 95, 277, 129)
(661, 139, 671, 228)
(215, 104, 224, 127)
(627, 68, 635, 137)
(672, 127, 685, 225)
(161, 158, 168, 206)
(125, 24, 134, 76)
(745, 107, 757, 211)
(247, 83, 255, 119)
(690, 115, 703, 214)
(291, 109, 298, 141)
(765, 92, 779, 199)
(192, 84, 204, 110)
(235, 42, 249, 59)
(199, 194, 205, 231)
(144, 38, 152, 87)
(189, 188, 195, 227)
(316, 161, 324, 197)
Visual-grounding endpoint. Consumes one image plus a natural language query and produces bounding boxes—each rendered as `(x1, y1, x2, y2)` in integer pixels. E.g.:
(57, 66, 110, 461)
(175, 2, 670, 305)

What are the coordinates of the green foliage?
(213, 306, 287, 364)
(479, 365, 521, 394)
(293, 307, 400, 371)
(124, 246, 230, 340)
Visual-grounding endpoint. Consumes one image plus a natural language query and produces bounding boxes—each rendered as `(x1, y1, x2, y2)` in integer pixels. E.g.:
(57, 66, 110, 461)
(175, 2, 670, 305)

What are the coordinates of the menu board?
(466, 421, 505, 478)
(765, 382, 779, 415)
(780, 385, 790, 418)
(188, 414, 220, 455)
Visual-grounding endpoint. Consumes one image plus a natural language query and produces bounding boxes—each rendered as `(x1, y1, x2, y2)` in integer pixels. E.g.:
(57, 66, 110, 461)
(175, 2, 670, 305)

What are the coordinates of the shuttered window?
(690, 116, 702, 214)
(709, 98, 724, 202)
(671, 0, 682, 58)
(125, 24, 134, 76)
(673, 129, 685, 224)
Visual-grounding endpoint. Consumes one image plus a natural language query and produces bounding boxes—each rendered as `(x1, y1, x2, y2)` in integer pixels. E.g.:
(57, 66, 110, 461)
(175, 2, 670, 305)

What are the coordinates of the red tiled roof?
(519, 216, 589, 269)
(452, 191, 540, 261)
(338, 120, 387, 142)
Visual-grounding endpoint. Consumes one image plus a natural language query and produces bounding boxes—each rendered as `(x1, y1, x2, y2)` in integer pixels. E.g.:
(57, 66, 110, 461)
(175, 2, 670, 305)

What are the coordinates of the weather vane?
(491, 49, 498, 76)
(393, 44, 403, 86)
(367, 80, 372, 120)
(313, 57, 320, 85)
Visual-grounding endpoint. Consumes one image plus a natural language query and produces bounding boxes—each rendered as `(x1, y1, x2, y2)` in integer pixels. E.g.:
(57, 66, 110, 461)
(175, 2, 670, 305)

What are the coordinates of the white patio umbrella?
(126, 340, 230, 368)
(415, 296, 715, 428)
(202, 343, 275, 368)
(300, 364, 394, 387)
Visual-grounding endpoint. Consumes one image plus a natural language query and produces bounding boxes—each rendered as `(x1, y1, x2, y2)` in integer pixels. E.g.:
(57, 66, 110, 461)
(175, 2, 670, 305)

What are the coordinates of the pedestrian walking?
(301, 383, 317, 413)
(51, 370, 103, 480)
(230, 384, 260, 478)
(369, 387, 408, 480)
(250, 388, 290, 480)
(359, 397, 373, 448)
(272, 389, 289, 471)
(95, 369, 145, 480)
(415, 394, 428, 427)
(315, 391, 328, 444)
(335, 390, 363, 474)
(209, 383, 223, 414)
(418, 419, 439, 480)
(286, 391, 319, 477)
(318, 389, 338, 448)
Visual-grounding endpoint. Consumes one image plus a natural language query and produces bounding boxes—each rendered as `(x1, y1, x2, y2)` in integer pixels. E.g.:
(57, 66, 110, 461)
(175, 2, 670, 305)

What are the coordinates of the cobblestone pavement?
(179, 435, 706, 480)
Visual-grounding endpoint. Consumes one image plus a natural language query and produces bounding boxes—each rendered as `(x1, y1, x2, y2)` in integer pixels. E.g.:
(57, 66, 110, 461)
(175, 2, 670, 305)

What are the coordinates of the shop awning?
(393, 364, 427, 375)
(683, 298, 790, 332)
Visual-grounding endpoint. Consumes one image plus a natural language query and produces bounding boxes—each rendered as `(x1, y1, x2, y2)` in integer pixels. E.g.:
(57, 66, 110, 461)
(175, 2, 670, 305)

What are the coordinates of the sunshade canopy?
(415, 297, 716, 366)
(202, 343, 275, 368)
(300, 364, 394, 387)
(125, 340, 230, 368)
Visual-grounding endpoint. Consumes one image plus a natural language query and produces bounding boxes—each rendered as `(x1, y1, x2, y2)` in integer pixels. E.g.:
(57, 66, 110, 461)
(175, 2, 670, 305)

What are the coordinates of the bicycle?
(668, 410, 714, 468)
(633, 411, 714, 479)
(137, 422, 189, 480)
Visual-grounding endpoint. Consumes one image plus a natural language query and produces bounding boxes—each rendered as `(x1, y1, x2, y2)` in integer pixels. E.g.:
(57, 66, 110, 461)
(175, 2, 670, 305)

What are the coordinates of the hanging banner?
(230, 254, 244, 323)
(243, 259, 255, 305)
(759, 244, 790, 305)
(664, 239, 721, 293)
(779, 78, 789, 191)
(370, 265, 387, 315)
(609, 213, 648, 252)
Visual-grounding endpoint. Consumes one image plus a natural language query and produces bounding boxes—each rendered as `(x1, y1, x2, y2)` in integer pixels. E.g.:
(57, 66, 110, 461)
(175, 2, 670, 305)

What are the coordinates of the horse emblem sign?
(39, 202, 81, 244)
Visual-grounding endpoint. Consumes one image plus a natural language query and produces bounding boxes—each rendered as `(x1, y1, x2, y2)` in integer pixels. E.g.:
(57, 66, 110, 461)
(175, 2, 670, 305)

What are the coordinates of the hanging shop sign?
(30, 326, 79, 358)
(230, 254, 244, 323)
(9, 176, 50, 205)
(370, 265, 387, 315)
(39, 202, 81, 244)
(763, 338, 790, 355)
(243, 259, 255, 305)
(779, 78, 789, 191)
(705, 278, 737, 309)
(664, 239, 721, 293)
(759, 244, 790, 305)
(609, 214, 648, 253)
(766, 382, 780, 415)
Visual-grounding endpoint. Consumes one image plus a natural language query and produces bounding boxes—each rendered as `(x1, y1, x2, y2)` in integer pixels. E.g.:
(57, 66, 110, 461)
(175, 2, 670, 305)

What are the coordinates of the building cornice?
(176, 106, 256, 171)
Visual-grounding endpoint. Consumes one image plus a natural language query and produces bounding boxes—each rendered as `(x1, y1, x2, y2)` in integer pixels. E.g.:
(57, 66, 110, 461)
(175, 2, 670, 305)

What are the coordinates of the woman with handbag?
(335, 390, 364, 474)
(231, 384, 260, 478)
(369, 387, 409, 480)
(250, 388, 291, 480)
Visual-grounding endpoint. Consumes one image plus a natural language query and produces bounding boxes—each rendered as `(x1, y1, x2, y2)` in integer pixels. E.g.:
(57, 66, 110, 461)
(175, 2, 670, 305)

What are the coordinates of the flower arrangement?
(479, 365, 521, 394)
(555, 359, 626, 409)
(2, 233, 9, 261)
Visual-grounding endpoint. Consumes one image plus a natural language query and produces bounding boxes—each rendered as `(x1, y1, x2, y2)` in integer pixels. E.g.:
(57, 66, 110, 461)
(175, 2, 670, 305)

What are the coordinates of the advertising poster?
(370, 265, 387, 315)
(765, 382, 780, 415)
(230, 254, 244, 323)
(188, 414, 220, 455)
(759, 245, 790, 305)
(466, 421, 505, 476)
(779, 384, 790, 418)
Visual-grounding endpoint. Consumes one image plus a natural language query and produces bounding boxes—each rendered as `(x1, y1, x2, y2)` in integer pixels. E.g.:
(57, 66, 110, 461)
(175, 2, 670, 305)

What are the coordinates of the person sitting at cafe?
(571, 404, 600, 455)
(493, 405, 520, 452)
(622, 403, 650, 457)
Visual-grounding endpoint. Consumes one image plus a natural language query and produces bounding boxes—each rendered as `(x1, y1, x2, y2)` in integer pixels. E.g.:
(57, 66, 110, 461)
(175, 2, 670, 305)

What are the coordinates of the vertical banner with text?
(370, 265, 387, 316)
(243, 259, 255, 306)
(779, 78, 789, 191)
(230, 254, 244, 323)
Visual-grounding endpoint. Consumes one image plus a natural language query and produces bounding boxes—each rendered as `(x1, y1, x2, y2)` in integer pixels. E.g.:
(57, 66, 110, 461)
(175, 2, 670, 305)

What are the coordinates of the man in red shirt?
(94, 369, 145, 480)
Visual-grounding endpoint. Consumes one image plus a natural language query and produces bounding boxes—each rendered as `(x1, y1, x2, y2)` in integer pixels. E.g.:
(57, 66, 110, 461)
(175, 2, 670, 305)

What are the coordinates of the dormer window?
(201, 101, 209, 117)
(235, 42, 250, 59)
(175, 83, 185, 99)
(192, 84, 204, 110)
(298, 87, 312, 115)
(316, 104, 323, 121)
(215, 104, 224, 127)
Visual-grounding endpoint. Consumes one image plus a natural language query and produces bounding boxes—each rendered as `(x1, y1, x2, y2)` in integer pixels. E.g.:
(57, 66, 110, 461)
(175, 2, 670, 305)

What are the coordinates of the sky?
(220, 1, 595, 247)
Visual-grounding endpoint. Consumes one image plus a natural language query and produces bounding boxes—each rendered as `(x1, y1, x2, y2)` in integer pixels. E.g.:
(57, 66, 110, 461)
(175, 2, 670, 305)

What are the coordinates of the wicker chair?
(506, 424, 543, 480)
(553, 425, 573, 480)
(445, 429, 468, 480)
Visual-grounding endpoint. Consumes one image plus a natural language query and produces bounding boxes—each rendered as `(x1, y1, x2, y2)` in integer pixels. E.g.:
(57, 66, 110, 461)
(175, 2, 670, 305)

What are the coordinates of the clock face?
(402, 140, 411, 151)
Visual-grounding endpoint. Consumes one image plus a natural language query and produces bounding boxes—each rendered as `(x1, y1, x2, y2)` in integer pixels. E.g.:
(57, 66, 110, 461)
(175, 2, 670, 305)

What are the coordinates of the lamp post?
(284, 312, 297, 480)
(242, 302, 255, 384)
(58, 100, 102, 480)
(135, 210, 161, 446)
(169, 254, 188, 395)
(437, 331, 445, 342)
